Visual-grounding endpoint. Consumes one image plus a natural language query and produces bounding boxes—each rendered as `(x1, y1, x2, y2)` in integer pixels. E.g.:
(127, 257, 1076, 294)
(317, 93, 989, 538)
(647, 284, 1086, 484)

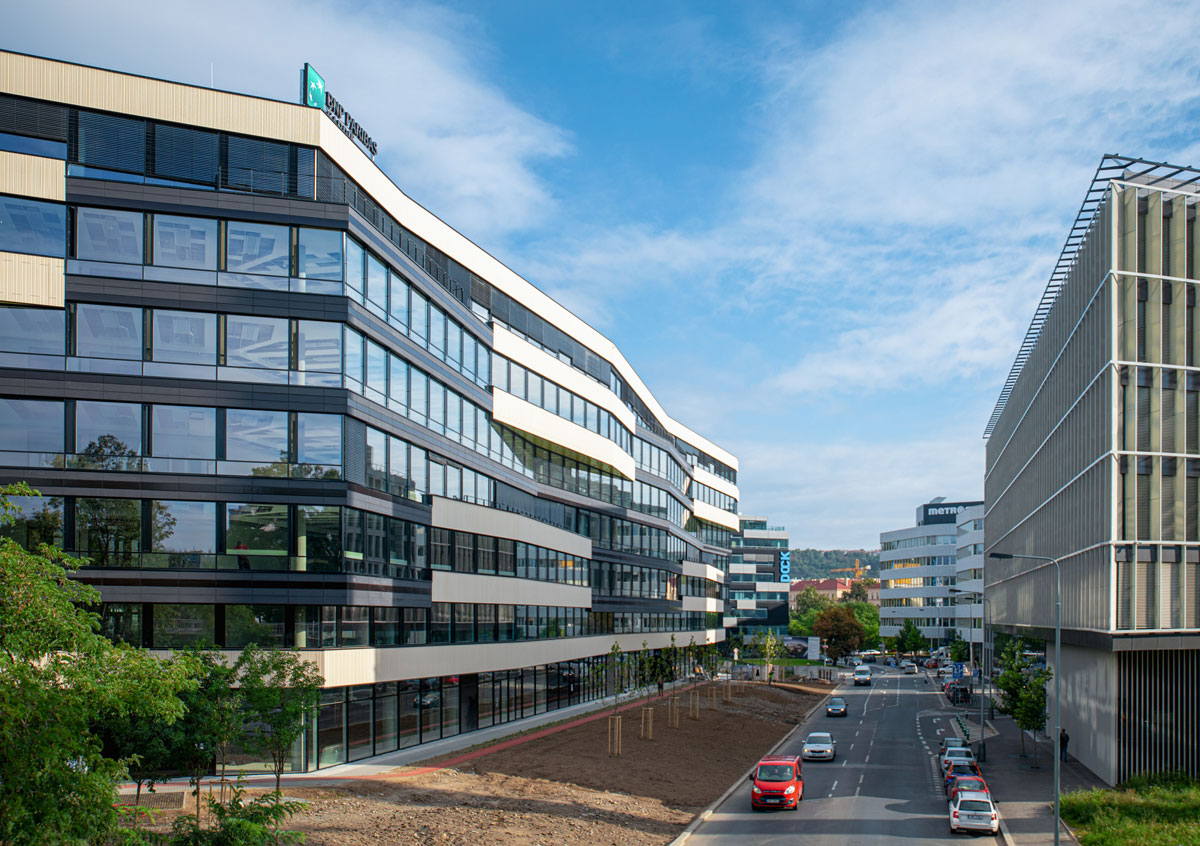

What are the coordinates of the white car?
(904, 662, 918, 674)
(949, 790, 999, 834)
(801, 731, 837, 761)
(940, 747, 975, 773)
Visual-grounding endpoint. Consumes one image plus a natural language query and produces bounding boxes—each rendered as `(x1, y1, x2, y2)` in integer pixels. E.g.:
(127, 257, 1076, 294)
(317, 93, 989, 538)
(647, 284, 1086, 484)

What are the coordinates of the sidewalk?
(958, 706, 1107, 846)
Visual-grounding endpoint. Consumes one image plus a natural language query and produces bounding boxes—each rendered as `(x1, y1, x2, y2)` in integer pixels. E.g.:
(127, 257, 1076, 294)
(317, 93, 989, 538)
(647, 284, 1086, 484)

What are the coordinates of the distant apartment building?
(879, 498, 982, 647)
(790, 577, 855, 604)
(729, 517, 790, 639)
(986, 156, 1200, 783)
(954, 505, 984, 650)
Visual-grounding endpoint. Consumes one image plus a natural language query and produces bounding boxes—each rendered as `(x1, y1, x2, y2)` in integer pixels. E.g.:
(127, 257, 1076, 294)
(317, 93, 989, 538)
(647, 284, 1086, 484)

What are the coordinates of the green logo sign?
(303, 64, 325, 109)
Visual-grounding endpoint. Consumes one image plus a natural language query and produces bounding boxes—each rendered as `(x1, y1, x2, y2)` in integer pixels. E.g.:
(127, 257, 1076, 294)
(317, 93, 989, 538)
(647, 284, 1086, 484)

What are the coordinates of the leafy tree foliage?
(897, 618, 929, 655)
(842, 581, 871, 603)
(786, 549, 880, 579)
(841, 601, 880, 650)
(750, 628, 785, 683)
(793, 585, 833, 616)
(0, 482, 192, 844)
(812, 606, 865, 661)
(948, 632, 971, 663)
(240, 645, 323, 793)
(169, 777, 306, 845)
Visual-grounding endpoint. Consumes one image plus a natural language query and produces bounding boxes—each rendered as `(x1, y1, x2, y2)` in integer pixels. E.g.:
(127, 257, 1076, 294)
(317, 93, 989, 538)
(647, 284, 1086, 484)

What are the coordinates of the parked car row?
(938, 736, 1000, 835)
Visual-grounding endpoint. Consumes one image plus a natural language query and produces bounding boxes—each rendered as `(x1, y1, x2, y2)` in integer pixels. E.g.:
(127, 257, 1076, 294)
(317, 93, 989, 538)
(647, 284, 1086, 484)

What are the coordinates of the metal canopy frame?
(984, 154, 1200, 439)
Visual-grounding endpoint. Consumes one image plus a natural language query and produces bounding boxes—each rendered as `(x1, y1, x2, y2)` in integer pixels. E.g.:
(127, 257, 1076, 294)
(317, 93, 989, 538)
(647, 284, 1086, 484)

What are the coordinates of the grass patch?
(1060, 771, 1200, 846)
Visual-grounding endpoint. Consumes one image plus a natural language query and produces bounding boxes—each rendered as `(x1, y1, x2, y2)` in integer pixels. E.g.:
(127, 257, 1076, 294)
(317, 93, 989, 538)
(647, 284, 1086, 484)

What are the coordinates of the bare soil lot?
(290, 681, 827, 845)
(131, 681, 829, 846)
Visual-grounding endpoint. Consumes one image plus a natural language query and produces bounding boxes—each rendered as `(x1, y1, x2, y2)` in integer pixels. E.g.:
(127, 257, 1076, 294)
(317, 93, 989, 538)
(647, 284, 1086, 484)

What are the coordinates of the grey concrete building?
(985, 155, 1200, 784)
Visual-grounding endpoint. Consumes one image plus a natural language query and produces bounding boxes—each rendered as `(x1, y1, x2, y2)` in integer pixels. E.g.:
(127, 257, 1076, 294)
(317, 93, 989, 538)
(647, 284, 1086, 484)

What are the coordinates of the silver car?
(801, 731, 837, 761)
(949, 790, 999, 834)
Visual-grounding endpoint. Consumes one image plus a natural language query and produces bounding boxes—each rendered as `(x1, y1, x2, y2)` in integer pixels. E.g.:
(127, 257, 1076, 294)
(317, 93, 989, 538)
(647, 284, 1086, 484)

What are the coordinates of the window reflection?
(0, 495, 63, 549)
(297, 228, 343, 280)
(152, 214, 217, 270)
(296, 413, 341, 477)
(75, 400, 141, 464)
(152, 500, 216, 554)
(150, 405, 215, 460)
(0, 307, 64, 356)
(225, 503, 288, 558)
(75, 207, 143, 263)
(152, 603, 215, 648)
(152, 310, 216, 364)
(225, 408, 287, 470)
(225, 315, 288, 370)
(0, 196, 66, 257)
(75, 303, 142, 360)
(74, 497, 142, 566)
(226, 220, 289, 276)
(0, 398, 63, 456)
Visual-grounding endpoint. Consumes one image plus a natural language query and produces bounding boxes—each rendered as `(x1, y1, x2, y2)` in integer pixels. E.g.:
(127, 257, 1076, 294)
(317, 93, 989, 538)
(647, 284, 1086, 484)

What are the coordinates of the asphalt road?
(685, 666, 997, 845)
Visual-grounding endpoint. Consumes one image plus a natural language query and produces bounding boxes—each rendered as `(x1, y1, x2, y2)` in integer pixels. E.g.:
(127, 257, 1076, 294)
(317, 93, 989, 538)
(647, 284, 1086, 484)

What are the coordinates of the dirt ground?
(290, 680, 828, 846)
(128, 680, 829, 846)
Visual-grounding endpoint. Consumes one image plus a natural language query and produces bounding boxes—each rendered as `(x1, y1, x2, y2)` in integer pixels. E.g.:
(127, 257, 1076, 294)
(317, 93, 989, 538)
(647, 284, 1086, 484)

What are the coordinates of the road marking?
(841, 759, 847, 766)
(849, 744, 854, 751)
(864, 754, 870, 763)
(829, 780, 838, 796)
(855, 730, 859, 737)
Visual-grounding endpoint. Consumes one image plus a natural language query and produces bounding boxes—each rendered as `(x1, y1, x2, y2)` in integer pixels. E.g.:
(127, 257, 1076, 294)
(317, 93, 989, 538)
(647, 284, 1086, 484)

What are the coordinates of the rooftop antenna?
(210, 63, 214, 89)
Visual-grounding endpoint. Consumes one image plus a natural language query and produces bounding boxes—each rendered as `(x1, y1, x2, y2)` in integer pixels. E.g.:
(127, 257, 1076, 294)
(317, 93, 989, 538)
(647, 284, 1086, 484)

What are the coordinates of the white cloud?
(2, 0, 569, 242)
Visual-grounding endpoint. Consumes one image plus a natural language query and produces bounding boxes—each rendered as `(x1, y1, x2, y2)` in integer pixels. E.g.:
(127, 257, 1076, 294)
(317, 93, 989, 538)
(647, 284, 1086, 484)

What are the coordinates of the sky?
(9, 0, 1200, 548)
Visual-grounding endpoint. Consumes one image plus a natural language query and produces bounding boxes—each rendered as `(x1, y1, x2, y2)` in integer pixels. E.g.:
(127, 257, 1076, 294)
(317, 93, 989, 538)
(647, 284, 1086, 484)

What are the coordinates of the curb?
(668, 683, 837, 846)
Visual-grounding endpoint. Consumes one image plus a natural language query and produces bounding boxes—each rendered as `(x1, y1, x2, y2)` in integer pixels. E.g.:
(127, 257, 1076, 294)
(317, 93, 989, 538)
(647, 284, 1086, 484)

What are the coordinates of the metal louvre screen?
(71, 109, 145, 174)
(0, 93, 67, 141)
(149, 123, 218, 185)
(1117, 649, 1200, 782)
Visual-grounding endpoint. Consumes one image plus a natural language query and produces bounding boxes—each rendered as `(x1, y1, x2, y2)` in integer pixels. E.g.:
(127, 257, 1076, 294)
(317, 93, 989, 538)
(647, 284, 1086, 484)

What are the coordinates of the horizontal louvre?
(71, 109, 145, 174)
(0, 93, 67, 141)
(149, 123, 218, 185)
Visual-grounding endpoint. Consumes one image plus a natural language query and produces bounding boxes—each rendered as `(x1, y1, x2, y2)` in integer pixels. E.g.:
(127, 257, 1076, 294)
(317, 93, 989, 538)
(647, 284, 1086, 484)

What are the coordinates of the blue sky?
(9, 0, 1200, 548)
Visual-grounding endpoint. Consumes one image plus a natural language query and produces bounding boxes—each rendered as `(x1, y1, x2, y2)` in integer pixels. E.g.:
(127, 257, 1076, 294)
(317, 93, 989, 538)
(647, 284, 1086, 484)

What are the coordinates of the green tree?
(750, 628, 786, 683)
(842, 601, 880, 650)
(607, 640, 625, 712)
(793, 585, 833, 616)
(0, 482, 192, 844)
(1015, 664, 1052, 768)
(842, 581, 870, 603)
(897, 618, 929, 655)
(948, 631, 971, 664)
(812, 606, 866, 662)
(240, 645, 324, 794)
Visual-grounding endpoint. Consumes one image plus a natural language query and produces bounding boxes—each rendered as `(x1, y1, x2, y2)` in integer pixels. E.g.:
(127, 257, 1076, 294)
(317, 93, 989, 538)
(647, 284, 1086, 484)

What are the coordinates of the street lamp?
(990, 551, 1061, 846)
(948, 586, 989, 763)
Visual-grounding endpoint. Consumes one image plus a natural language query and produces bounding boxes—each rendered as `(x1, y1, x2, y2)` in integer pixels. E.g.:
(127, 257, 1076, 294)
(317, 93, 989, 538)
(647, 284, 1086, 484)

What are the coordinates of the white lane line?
(855, 730, 859, 737)
(864, 754, 870, 763)
(829, 780, 838, 796)
(849, 744, 854, 751)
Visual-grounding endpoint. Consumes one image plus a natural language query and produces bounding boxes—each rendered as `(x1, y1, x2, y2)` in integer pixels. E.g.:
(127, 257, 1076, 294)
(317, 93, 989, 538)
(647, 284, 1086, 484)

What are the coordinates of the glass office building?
(0, 51, 738, 770)
(728, 516, 790, 639)
(986, 156, 1200, 783)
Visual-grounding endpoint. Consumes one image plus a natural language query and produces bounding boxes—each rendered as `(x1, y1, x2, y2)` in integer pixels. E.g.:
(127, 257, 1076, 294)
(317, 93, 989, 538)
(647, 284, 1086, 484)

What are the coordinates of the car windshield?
(830, 699, 845, 707)
(756, 765, 794, 782)
(960, 800, 992, 812)
(807, 734, 832, 744)
(946, 748, 972, 757)
(950, 765, 975, 775)
(955, 779, 985, 791)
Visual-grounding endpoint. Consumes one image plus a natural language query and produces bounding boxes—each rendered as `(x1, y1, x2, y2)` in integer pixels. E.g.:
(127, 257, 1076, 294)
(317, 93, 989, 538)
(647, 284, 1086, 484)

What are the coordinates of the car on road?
(944, 761, 981, 794)
(826, 697, 848, 717)
(853, 666, 872, 686)
(940, 746, 975, 773)
(749, 754, 803, 810)
(938, 736, 968, 756)
(801, 732, 837, 761)
(903, 662, 918, 674)
(949, 790, 999, 834)
(947, 774, 989, 803)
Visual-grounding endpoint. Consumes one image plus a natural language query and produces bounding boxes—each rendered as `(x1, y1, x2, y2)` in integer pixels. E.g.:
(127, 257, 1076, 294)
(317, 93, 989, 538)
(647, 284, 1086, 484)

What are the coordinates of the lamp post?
(989, 552, 1061, 846)
(949, 587, 989, 762)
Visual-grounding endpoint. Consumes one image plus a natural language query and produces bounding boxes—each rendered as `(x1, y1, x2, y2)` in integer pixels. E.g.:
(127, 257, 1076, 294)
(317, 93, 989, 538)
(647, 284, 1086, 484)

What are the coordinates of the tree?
(1014, 664, 1052, 768)
(843, 581, 870, 603)
(812, 606, 865, 662)
(0, 482, 192, 843)
(750, 628, 786, 683)
(607, 640, 626, 712)
(994, 639, 1032, 718)
(842, 601, 880, 650)
(897, 618, 929, 655)
(793, 585, 833, 616)
(240, 645, 323, 793)
(169, 649, 246, 818)
(948, 631, 971, 664)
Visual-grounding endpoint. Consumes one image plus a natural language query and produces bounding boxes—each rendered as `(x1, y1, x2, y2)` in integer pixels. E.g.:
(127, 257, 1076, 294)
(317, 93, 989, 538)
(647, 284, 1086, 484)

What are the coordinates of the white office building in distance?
(880, 498, 982, 647)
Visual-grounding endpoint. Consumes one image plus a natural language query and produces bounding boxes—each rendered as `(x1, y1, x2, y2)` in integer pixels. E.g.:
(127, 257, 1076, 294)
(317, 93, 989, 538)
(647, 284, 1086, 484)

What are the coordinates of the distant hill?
(788, 549, 880, 580)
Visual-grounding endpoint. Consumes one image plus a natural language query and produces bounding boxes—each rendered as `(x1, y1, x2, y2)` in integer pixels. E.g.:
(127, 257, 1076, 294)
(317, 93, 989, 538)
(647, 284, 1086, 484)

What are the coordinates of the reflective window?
(0, 398, 63, 453)
(411, 290, 428, 343)
(152, 500, 216, 553)
(345, 237, 365, 295)
(429, 309, 445, 357)
(225, 409, 288, 464)
(150, 405, 215, 459)
(410, 369, 427, 423)
(225, 503, 288, 556)
(296, 413, 342, 469)
(152, 214, 217, 270)
(366, 253, 387, 311)
(225, 605, 286, 648)
(343, 327, 364, 385)
(152, 604, 215, 648)
(297, 228, 343, 280)
(75, 303, 142, 360)
(389, 273, 409, 328)
(74, 497, 141, 566)
(225, 315, 288, 369)
(366, 341, 387, 398)
(75, 207, 143, 263)
(225, 136, 288, 196)
(0, 307, 64, 355)
(225, 221, 289, 276)
(388, 355, 408, 409)
(0, 495, 63, 550)
(297, 505, 340, 570)
(0, 196, 66, 257)
(297, 321, 342, 373)
(151, 310, 216, 364)
(75, 400, 141, 455)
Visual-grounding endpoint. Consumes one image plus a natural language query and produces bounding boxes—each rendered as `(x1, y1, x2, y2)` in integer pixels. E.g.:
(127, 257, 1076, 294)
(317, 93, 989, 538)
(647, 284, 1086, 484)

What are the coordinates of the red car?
(750, 755, 804, 810)
(944, 761, 982, 794)
(948, 774, 989, 803)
